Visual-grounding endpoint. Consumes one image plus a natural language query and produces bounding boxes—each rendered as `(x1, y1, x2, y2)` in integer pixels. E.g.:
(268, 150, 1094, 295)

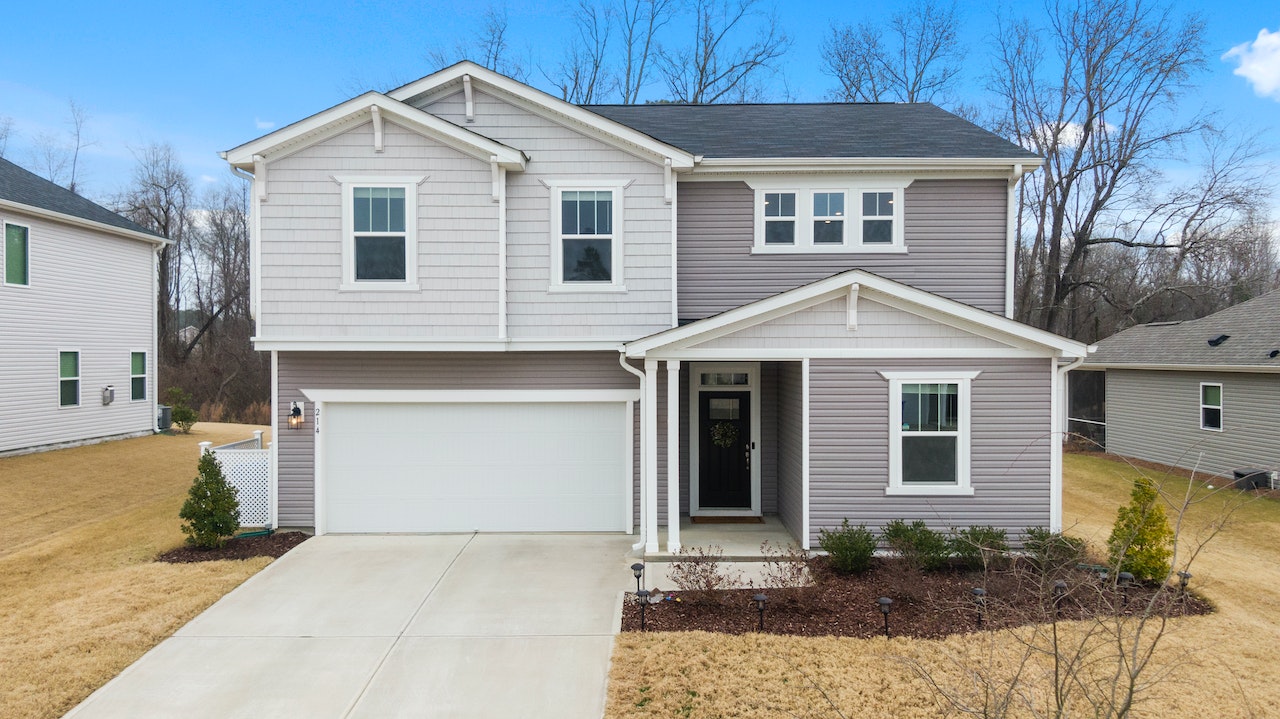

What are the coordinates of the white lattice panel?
(214, 449, 271, 527)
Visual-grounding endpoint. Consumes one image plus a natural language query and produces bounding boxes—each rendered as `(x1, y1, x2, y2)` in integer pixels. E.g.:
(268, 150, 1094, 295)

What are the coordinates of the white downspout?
(619, 352, 647, 552)
(151, 244, 161, 432)
(1051, 355, 1086, 532)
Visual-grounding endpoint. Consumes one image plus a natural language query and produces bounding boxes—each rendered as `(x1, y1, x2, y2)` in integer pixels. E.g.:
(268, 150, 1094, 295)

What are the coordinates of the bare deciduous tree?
(657, 0, 791, 104)
(28, 100, 94, 192)
(547, 1, 613, 103)
(429, 6, 529, 81)
(0, 116, 13, 159)
(821, 0, 964, 104)
(617, 0, 676, 103)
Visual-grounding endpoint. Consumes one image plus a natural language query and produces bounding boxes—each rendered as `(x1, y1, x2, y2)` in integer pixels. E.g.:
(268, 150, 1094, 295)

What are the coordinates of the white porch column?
(666, 360, 681, 553)
(643, 359, 660, 552)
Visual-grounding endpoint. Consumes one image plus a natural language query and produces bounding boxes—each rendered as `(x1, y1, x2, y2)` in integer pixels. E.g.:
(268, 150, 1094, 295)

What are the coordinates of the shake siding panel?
(1105, 369, 1280, 478)
(0, 209, 156, 453)
(807, 357, 1051, 545)
(421, 90, 673, 339)
(276, 351, 641, 527)
(677, 180, 1008, 319)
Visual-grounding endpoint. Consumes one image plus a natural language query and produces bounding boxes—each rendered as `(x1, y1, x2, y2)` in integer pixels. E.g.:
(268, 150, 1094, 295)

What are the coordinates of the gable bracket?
(370, 105, 384, 153)
(490, 156, 501, 203)
(664, 158, 673, 204)
(847, 283, 860, 330)
(463, 74, 475, 123)
(253, 155, 267, 202)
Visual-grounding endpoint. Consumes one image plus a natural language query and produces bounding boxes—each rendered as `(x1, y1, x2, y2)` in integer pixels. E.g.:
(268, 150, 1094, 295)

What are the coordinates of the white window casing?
(4, 222, 31, 286)
(880, 370, 980, 496)
(336, 175, 424, 291)
(749, 178, 908, 253)
(130, 351, 147, 402)
(547, 179, 628, 292)
(1200, 382, 1223, 431)
(59, 349, 80, 408)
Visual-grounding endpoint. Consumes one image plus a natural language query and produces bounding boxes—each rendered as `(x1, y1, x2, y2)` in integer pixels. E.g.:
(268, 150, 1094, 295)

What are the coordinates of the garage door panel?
(322, 401, 628, 533)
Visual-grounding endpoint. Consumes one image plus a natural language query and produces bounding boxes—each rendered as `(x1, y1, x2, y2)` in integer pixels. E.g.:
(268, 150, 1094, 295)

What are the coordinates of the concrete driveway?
(65, 534, 637, 718)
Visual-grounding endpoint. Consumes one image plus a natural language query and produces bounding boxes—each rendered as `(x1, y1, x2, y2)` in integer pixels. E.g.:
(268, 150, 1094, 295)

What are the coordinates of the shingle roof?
(0, 157, 159, 238)
(581, 102, 1040, 160)
(1086, 289, 1280, 369)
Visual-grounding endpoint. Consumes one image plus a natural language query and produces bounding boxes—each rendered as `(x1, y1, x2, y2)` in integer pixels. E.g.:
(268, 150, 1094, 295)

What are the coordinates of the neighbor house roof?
(0, 156, 162, 241)
(1085, 289, 1280, 371)
(582, 103, 1042, 161)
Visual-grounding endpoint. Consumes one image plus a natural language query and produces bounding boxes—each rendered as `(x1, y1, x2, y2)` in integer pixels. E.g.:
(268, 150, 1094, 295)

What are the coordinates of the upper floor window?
(5, 223, 29, 285)
(882, 370, 978, 496)
(59, 351, 79, 407)
(1200, 383, 1222, 431)
(338, 177, 421, 291)
(550, 183, 626, 291)
(131, 351, 147, 401)
(752, 183, 906, 253)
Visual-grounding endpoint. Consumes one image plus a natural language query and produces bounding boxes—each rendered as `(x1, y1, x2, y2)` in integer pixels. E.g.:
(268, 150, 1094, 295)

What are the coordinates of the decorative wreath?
(710, 421, 739, 449)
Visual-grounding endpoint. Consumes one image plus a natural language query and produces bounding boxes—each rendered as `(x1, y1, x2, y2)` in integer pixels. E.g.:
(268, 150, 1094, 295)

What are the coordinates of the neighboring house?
(221, 62, 1088, 551)
(1078, 289, 1280, 482)
(0, 157, 169, 455)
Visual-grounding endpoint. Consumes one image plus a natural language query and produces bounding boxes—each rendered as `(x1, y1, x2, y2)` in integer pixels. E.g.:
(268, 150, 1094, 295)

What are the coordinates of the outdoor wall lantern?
(876, 597, 893, 638)
(971, 587, 987, 628)
(753, 593, 768, 632)
(636, 590, 651, 631)
(1177, 570, 1192, 593)
(631, 563, 645, 594)
(288, 402, 303, 430)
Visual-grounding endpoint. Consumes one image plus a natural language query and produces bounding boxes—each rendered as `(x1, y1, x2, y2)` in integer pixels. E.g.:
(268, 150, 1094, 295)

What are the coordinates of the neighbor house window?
(763, 192, 796, 245)
(1200, 383, 1222, 431)
(753, 185, 905, 251)
(5, 223, 29, 285)
(550, 183, 625, 290)
(131, 352, 147, 401)
(338, 177, 421, 290)
(59, 351, 79, 407)
(881, 370, 979, 495)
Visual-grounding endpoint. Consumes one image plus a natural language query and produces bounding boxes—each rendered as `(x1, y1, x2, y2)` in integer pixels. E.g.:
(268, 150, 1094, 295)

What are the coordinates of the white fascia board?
(625, 269, 1089, 359)
(649, 348, 1049, 361)
(386, 62, 695, 169)
(0, 199, 170, 247)
(252, 337, 631, 352)
(690, 156, 1044, 176)
(1081, 362, 1280, 374)
(300, 388, 640, 404)
(223, 93, 526, 170)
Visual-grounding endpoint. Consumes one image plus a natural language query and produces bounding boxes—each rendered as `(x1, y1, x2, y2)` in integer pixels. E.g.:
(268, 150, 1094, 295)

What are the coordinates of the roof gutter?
(0, 198, 170, 247)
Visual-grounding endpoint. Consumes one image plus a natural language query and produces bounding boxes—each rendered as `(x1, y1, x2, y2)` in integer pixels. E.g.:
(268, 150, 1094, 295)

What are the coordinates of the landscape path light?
(1118, 572, 1134, 607)
(876, 597, 893, 638)
(631, 563, 645, 594)
(636, 590, 651, 631)
(1177, 570, 1192, 593)
(753, 593, 768, 632)
(1053, 579, 1068, 618)
(971, 587, 987, 628)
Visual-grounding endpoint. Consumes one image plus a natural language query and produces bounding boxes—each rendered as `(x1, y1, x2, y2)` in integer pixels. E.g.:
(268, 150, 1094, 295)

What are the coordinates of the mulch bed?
(156, 531, 310, 563)
(620, 557, 1212, 638)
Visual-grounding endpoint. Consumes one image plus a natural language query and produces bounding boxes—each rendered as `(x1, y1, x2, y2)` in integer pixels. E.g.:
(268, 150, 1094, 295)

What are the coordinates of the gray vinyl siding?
(677, 179, 1008, 320)
(419, 90, 673, 339)
(276, 351, 641, 528)
(807, 357, 1052, 545)
(259, 120, 501, 338)
(0, 208, 156, 454)
(777, 362, 806, 543)
(1105, 369, 1280, 479)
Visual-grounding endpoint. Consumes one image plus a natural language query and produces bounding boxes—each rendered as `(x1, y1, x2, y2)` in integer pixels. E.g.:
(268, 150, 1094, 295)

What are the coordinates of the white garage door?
(321, 401, 630, 533)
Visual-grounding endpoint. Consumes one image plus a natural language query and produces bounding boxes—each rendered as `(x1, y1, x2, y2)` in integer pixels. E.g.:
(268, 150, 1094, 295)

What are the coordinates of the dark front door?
(698, 391, 752, 509)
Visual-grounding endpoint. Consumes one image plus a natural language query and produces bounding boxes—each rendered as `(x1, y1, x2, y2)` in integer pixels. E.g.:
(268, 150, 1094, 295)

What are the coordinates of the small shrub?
(1023, 526, 1088, 576)
(817, 519, 878, 575)
(668, 545, 741, 604)
(1107, 476, 1174, 582)
(882, 519, 950, 572)
(754, 540, 810, 600)
(166, 387, 199, 433)
(179, 451, 241, 549)
(950, 525, 1009, 570)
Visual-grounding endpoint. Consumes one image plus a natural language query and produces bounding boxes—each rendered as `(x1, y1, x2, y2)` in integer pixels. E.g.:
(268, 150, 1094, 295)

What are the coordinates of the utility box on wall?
(101, 386, 115, 406)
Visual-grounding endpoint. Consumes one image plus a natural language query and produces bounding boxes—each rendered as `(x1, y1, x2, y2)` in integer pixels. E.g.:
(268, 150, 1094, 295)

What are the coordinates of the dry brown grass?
(0, 424, 275, 719)
(605, 452, 1280, 718)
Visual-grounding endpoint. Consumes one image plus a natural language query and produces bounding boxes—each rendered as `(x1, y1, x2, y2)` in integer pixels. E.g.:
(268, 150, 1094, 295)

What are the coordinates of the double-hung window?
(59, 351, 80, 407)
(551, 183, 625, 290)
(131, 352, 147, 401)
(5, 223, 29, 285)
(752, 183, 905, 251)
(882, 371, 978, 495)
(339, 177, 420, 290)
(1200, 383, 1223, 431)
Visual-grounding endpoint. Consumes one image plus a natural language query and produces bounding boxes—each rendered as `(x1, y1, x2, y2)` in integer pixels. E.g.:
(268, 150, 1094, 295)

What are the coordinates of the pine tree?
(179, 451, 240, 549)
(1107, 476, 1174, 581)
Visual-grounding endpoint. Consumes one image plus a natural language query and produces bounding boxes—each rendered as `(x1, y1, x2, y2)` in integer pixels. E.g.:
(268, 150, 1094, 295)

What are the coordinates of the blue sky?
(1, 0, 1277, 205)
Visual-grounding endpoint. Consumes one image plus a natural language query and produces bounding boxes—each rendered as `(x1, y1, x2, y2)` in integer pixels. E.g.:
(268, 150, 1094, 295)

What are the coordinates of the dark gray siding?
(676, 179, 1008, 320)
(1105, 369, 1280, 479)
(277, 351, 641, 528)
(777, 362, 806, 543)
(808, 357, 1051, 545)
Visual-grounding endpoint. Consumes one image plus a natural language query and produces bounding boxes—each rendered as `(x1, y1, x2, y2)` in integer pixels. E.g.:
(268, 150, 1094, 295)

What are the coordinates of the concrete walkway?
(65, 534, 637, 718)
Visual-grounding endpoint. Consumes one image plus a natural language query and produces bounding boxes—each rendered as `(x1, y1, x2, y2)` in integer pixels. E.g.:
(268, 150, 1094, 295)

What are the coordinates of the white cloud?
(1223, 28, 1280, 100)
(200, 174, 218, 183)
(254, 117, 275, 130)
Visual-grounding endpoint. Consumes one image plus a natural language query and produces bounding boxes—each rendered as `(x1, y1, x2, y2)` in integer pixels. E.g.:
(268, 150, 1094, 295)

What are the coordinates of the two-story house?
(0, 157, 168, 456)
(221, 62, 1088, 552)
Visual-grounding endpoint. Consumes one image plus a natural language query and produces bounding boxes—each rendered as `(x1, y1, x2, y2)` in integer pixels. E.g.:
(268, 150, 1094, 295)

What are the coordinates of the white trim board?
(688, 362, 762, 517)
(299, 389, 640, 404)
